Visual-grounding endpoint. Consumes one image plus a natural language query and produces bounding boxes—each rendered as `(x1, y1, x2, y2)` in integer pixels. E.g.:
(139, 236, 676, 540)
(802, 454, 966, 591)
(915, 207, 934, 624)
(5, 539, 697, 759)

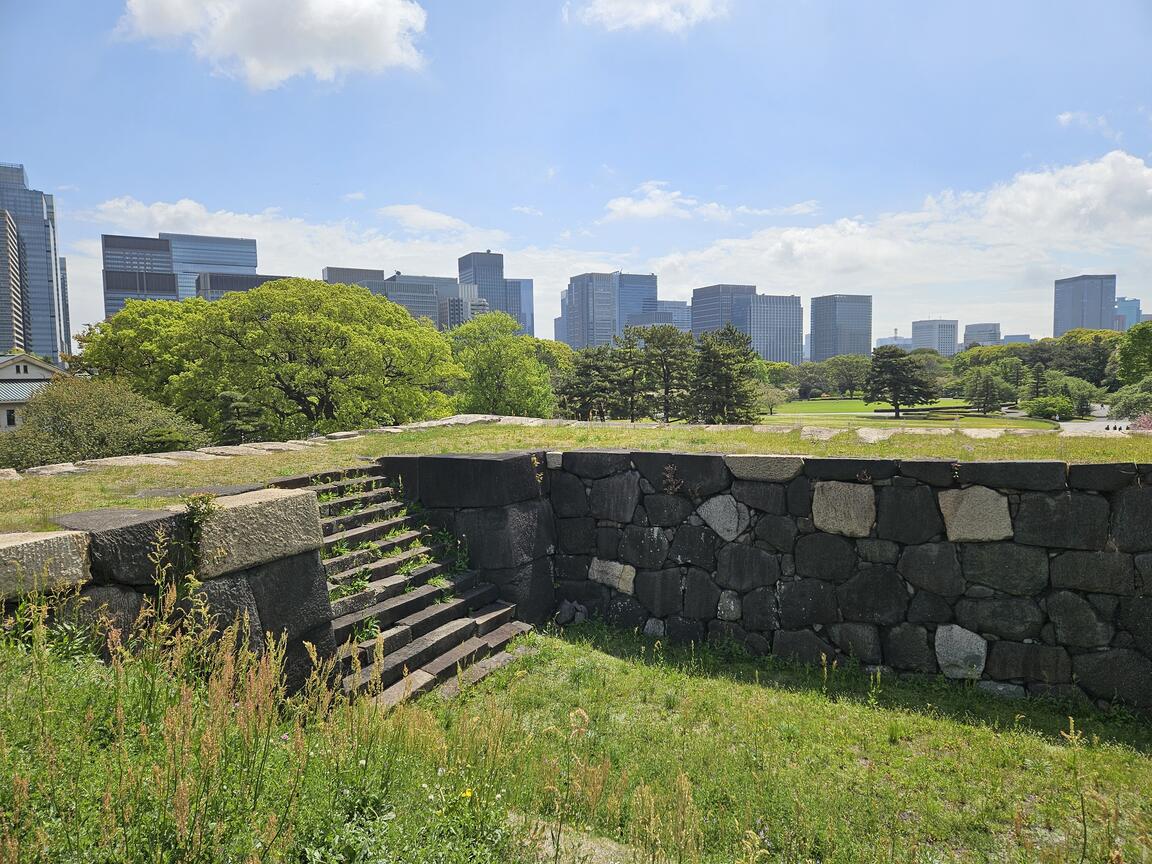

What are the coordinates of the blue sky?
(3, 0, 1151, 340)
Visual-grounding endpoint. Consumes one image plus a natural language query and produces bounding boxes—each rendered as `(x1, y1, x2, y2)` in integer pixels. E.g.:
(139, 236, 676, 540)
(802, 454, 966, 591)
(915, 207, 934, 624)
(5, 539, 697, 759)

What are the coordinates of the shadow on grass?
(552, 621, 1152, 754)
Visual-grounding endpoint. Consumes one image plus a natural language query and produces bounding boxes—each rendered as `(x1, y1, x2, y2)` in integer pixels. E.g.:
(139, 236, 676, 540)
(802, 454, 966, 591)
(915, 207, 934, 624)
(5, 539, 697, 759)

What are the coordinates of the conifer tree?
(691, 324, 760, 424)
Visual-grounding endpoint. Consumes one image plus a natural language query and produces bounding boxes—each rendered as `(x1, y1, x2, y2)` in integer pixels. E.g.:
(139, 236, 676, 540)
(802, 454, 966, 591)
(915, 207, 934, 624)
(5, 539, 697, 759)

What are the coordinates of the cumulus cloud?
(513, 205, 544, 216)
(341, 191, 366, 202)
(117, 0, 427, 89)
(1056, 111, 1122, 142)
(572, 0, 728, 31)
(602, 181, 819, 223)
(374, 204, 504, 240)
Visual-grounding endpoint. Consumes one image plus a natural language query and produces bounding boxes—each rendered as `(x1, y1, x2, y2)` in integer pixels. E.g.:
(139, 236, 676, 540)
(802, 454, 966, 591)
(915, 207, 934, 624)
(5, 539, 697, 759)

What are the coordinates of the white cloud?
(601, 181, 819, 223)
(573, 0, 728, 31)
(342, 191, 366, 202)
(374, 204, 503, 240)
(513, 205, 544, 216)
(1056, 111, 1122, 143)
(117, 0, 427, 89)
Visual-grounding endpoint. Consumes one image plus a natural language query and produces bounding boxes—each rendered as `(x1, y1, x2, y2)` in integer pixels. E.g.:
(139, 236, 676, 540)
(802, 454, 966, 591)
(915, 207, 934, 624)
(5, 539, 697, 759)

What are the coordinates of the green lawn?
(776, 398, 970, 414)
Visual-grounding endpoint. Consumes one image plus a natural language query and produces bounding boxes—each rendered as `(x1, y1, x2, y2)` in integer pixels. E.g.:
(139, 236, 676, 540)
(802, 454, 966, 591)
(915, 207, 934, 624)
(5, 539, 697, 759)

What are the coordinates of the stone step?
(396, 584, 500, 639)
(439, 646, 534, 699)
(269, 464, 387, 490)
(471, 600, 517, 636)
(318, 487, 399, 518)
(310, 474, 393, 501)
(337, 623, 413, 667)
(328, 560, 446, 619)
(322, 528, 426, 575)
(343, 618, 477, 694)
(392, 621, 533, 706)
(326, 540, 443, 584)
(322, 515, 426, 556)
(331, 582, 446, 645)
(321, 501, 406, 536)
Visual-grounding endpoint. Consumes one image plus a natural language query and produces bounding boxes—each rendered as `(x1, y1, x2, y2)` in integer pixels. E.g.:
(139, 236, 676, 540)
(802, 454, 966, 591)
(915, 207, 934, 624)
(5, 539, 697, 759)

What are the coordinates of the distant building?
(1002, 334, 1035, 344)
(101, 235, 179, 317)
(554, 289, 569, 343)
(0, 352, 61, 431)
(0, 210, 24, 355)
(506, 278, 536, 335)
(876, 334, 913, 350)
(561, 272, 620, 348)
(810, 294, 872, 361)
(625, 299, 691, 332)
(615, 273, 657, 337)
(1054, 274, 1117, 337)
(377, 273, 458, 325)
(195, 273, 286, 301)
(458, 250, 534, 334)
(322, 266, 384, 285)
(962, 322, 1001, 347)
(440, 282, 488, 330)
(689, 285, 801, 363)
(912, 319, 959, 356)
(160, 233, 256, 301)
(690, 284, 755, 339)
(1115, 296, 1142, 331)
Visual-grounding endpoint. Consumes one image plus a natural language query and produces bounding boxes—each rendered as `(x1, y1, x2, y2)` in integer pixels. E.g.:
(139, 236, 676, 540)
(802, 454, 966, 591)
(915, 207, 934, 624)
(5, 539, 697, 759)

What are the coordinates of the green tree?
(794, 362, 831, 400)
(1020, 395, 1075, 420)
(637, 324, 696, 422)
(863, 346, 940, 419)
(823, 354, 872, 397)
(964, 369, 1012, 414)
(607, 328, 651, 422)
(451, 312, 556, 417)
(556, 346, 616, 420)
(692, 324, 760, 424)
(1050, 329, 1122, 387)
(533, 338, 576, 393)
(217, 390, 266, 444)
(756, 360, 796, 389)
(1115, 321, 1152, 386)
(1108, 376, 1152, 419)
(757, 385, 794, 416)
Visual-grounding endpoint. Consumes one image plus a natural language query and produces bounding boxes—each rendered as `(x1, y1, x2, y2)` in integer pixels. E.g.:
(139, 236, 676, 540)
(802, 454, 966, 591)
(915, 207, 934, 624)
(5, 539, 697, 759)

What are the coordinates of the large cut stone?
(457, 499, 556, 570)
(954, 597, 1044, 640)
(723, 454, 804, 483)
(244, 550, 332, 642)
(899, 460, 957, 487)
(882, 624, 937, 673)
(634, 568, 682, 617)
(742, 586, 778, 631)
(589, 471, 642, 523)
(486, 557, 555, 624)
(283, 622, 337, 694)
(754, 514, 797, 552)
(605, 593, 647, 628)
(556, 517, 597, 555)
(682, 568, 721, 619)
(898, 543, 965, 598)
(717, 590, 741, 621)
(985, 641, 1071, 683)
(1068, 463, 1138, 492)
(837, 567, 909, 624)
(668, 525, 720, 569)
(779, 578, 839, 627)
(666, 615, 705, 644)
(413, 452, 544, 508)
(696, 495, 748, 541)
(70, 583, 143, 636)
(961, 543, 1048, 596)
(1050, 551, 1137, 595)
(620, 525, 670, 569)
(955, 461, 1067, 491)
(563, 450, 632, 479)
(196, 574, 263, 647)
(857, 539, 900, 564)
(550, 471, 589, 517)
(934, 624, 986, 679)
(937, 486, 1013, 542)
(644, 494, 693, 527)
(631, 452, 731, 498)
(731, 480, 786, 514)
(794, 532, 857, 583)
(875, 485, 944, 545)
(1111, 487, 1152, 553)
(589, 558, 636, 594)
(827, 622, 882, 664)
(0, 531, 90, 599)
(53, 507, 190, 587)
(555, 555, 591, 581)
(1014, 492, 1109, 550)
(1073, 649, 1152, 708)
(1120, 597, 1152, 657)
(812, 482, 875, 538)
(0, 468, 21, 482)
(1045, 591, 1113, 648)
(908, 590, 954, 623)
(804, 458, 898, 481)
(715, 542, 779, 592)
(773, 629, 836, 665)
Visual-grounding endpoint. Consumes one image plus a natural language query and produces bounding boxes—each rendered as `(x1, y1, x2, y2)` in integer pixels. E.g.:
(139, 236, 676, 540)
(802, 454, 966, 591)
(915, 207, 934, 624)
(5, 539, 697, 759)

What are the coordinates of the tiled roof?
(0, 380, 48, 403)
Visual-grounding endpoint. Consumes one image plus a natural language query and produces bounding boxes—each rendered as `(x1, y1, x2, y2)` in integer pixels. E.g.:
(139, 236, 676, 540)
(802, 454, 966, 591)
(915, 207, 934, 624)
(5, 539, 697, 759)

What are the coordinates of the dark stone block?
(907, 590, 954, 623)
(715, 543, 779, 592)
(72, 584, 144, 637)
(779, 579, 839, 628)
(485, 557, 555, 624)
(645, 494, 693, 527)
(955, 461, 1067, 491)
(898, 543, 964, 598)
(1068, 463, 1138, 492)
(708, 620, 748, 647)
(1120, 597, 1152, 657)
(53, 507, 191, 587)
(555, 555, 591, 582)
(1051, 552, 1137, 595)
(742, 587, 779, 631)
(754, 514, 797, 552)
(668, 525, 720, 569)
(604, 593, 648, 629)
(682, 568, 720, 619)
(631, 452, 731, 498)
(634, 568, 683, 617)
(245, 550, 331, 643)
(1046, 590, 1113, 648)
(961, 543, 1048, 596)
(773, 629, 835, 665)
(563, 450, 633, 479)
(596, 526, 622, 560)
(555, 579, 603, 606)
(857, 539, 900, 564)
(1014, 492, 1109, 550)
(196, 575, 263, 648)
(373, 454, 421, 498)
(1111, 487, 1152, 552)
(282, 622, 337, 694)
(413, 452, 544, 508)
(899, 460, 957, 487)
(827, 622, 882, 664)
(731, 481, 786, 514)
(456, 499, 555, 570)
(954, 597, 1044, 640)
(1074, 649, 1152, 707)
(985, 641, 1071, 683)
(550, 471, 589, 517)
(837, 567, 909, 625)
(620, 525, 670, 570)
(632, 505, 649, 527)
(804, 458, 898, 482)
(665, 615, 705, 644)
(882, 624, 937, 672)
(794, 532, 856, 583)
(745, 633, 771, 656)
(589, 471, 642, 523)
(786, 476, 811, 517)
(876, 485, 944, 545)
(556, 517, 597, 555)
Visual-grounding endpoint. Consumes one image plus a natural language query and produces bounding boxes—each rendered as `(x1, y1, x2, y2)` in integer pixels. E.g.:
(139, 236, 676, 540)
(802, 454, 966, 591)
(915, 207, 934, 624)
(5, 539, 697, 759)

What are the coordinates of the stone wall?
(380, 450, 1152, 710)
(0, 488, 335, 692)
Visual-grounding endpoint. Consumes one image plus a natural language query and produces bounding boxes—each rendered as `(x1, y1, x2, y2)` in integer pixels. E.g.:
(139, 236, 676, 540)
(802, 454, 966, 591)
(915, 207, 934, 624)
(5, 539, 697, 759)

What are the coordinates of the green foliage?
(822, 354, 871, 397)
(0, 376, 210, 470)
(638, 324, 696, 422)
(692, 324, 760, 424)
(1115, 321, 1152, 385)
(556, 345, 617, 421)
(216, 390, 266, 444)
(1021, 395, 1076, 419)
(963, 368, 1013, 414)
(755, 360, 796, 389)
(954, 330, 1122, 390)
(450, 312, 556, 417)
(610, 327, 650, 422)
(1107, 375, 1152, 420)
(793, 361, 831, 399)
(863, 346, 940, 418)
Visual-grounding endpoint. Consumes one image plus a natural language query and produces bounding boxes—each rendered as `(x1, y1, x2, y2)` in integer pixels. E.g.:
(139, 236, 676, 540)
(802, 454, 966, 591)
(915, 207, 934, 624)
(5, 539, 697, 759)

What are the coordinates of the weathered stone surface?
(605, 593, 647, 628)
(555, 555, 592, 582)
(485, 557, 556, 624)
(898, 543, 965, 598)
(882, 624, 937, 673)
(634, 568, 682, 617)
(857, 539, 900, 564)
(0, 531, 90, 599)
(71, 583, 143, 636)
(245, 550, 331, 642)
(934, 624, 986, 679)
(811, 482, 875, 538)
(787, 475, 811, 516)
(742, 587, 778, 631)
(805, 458, 898, 482)
(907, 591, 954, 623)
(773, 629, 835, 665)
(715, 543, 779, 592)
(779, 579, 839, 627)
(717, 590, 742, 621)
(794, 532, 857, 583)
(976, 680, 1026, 700)
(596, 526, 621, 560)
(955, 597, 1044, 640)
(938, 486, 1013, 542)
(961, 543, 1048, 596)
(588, 558, 636, 595)
(754, 514, 797, 552)
(665, 615, 705, 644)
(413, 452, 544, 508)
(557, 517, 598, 556)
(589, 471, 642, 523)
(283, 622, 337, 694)
(668, 525, 720, 569)
(730, 481, 786, 514)
(77, 454, 180, 468)
(898, 460, 956, 487)
(985, 641, 1071, 683)
(1014, 492, 1109, 550)
(1050, 551, 1137, 595)
(827, 622, 882, 664)
(708, 620, 748, 646)
(1046, 591, 1114, 647)
(644, 494, 693, 527)
(1068, 463, 1137, 492)
(723, 454, 804, 482)
(563, 450, 632, 479)
(24, 462, 83, 476)
(53, 507, 191, 587)
(1074, 649, 1152, 707)
(682, 568, 721, 619)
(555, 579, 603, 608)
(836, 566, 908, 625)
(955, 461, 1067, 491)
(619, 526, 670, 569)
(1111, 487, 1152, 553)
(545, 451, 563, 470)
(1120, 597, 1152, 657)
(550, 471, 589, 517)
(643, 618, 665, 637)
(458, 499, 556, 570)
(0, 468, 21, 481)
(876, 485, 944, 545)
(696, 495, 748, 542)
(196, 574, 263, 647)
(631, 452, 731, 497)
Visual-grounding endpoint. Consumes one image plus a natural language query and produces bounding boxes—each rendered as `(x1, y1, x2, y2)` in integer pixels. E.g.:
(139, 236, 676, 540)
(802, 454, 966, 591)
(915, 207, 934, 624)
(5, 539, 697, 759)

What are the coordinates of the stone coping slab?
(0, 531, 90, 599)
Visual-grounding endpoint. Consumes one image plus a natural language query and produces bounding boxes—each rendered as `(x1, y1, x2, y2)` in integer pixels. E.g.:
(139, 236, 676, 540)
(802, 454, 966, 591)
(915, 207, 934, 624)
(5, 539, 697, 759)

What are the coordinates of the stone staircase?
(269, 465, 531, 705)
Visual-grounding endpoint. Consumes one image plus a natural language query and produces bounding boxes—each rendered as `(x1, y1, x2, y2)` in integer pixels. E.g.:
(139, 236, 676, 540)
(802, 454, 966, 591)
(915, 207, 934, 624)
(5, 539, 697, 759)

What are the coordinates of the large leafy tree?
(864, 346, 940, 418)
(822, 354, 872, 397)
(692, 324, 760, 424)
(1115, 321, 1152, 386)
(450, 312, 555, 417)
(637, 324, 695, 422)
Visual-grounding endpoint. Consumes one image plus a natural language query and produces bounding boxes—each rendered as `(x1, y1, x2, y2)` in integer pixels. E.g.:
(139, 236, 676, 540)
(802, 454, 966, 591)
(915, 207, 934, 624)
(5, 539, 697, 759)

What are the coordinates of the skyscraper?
(1115, 296, 1142, 331)
(557, 271, 660, 348)
(0, 210, 24, 354)
(690, 284, 755, 338)
(912, 319, 959, 356)
(506, 278, 536, 335)
(625, 299, 691, 332)
(1053, 274, 1117, 337)
(749, 294, 803, 364)
(963, 322, 1001, 347)
(810, 294, 872, 361)
(0, 164, 69, 363)
(616, 273, 657, 336)
(160, 233, 257, 300)
(194, 273, 286, 301)
(458, 250, 534, 333)
(101, 235, 180, 317)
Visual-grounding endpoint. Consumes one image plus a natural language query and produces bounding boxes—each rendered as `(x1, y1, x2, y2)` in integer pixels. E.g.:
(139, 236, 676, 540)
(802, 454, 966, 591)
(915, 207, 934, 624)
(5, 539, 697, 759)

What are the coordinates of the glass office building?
(101, 235, 179, 317)
(750, 294, 803, 364)
(1053, 275, 1117, 337)
(195, 273, 285, 302)
(0, 211, 24, 354)
(625, 299, 691, 332)
(458, 251, 534, 334)
(0, 164, 69, 364)
(562, 272, 619, 348)
(161, 233, 257, 301)
(616, 273, 657, 337)
(962, 322, 1001, 347)
(506, 278, 535, 335)
(1115, 297, 1142, 331)
(690, 284, 755, 338)
(912, 319, 959, 356)
(810, 294, 872, 361)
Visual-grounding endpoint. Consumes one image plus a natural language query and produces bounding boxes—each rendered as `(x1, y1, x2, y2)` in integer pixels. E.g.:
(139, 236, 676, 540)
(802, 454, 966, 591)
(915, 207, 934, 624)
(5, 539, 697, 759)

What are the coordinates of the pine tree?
(637, 324, 696, 422)
(610, 327, 651, 422)
(691, 324, 760, 424)
(556, 346, 616, 421)
(864, 346, 939, 419)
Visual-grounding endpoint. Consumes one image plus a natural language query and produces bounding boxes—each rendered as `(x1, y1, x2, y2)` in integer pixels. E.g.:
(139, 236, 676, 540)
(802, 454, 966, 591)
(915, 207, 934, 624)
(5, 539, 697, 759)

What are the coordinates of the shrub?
(1108, 375, 1152, 420)
(1130, 414, 1152, 430)
(0, 376, 210, 469)
(1019, 395, 1075, 419)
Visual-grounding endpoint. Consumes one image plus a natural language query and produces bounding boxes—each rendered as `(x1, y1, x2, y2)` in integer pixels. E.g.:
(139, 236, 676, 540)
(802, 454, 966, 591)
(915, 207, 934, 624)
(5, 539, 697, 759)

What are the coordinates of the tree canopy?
(864, 346, 940, 418)
(449, 312, 556, 417)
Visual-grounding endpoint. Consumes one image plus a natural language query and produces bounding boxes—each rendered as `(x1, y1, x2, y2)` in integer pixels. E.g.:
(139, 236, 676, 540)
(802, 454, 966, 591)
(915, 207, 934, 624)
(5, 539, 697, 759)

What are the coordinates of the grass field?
(775, 397, 970, 414)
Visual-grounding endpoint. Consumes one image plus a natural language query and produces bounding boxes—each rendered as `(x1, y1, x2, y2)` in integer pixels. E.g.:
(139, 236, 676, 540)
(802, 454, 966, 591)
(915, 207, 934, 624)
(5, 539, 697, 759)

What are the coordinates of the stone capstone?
(954, 597, 1044, 640)
(413, 452, 543, 508)
(875, 485, 944, 545)
(898, 460, 956, 487)
(827, 622, 882, 665)
(244, 550, 332, 642)
(695, 494, 748, 542)
(634, 568, 682, 617)
(0, 531, 90, 599)
(836, 567, 909, 625)
(961, 543, 1048, 596)
(723, 454, 805, 482)
(563, 450, 633, 479)
(934, 624, 986, 679)
(631, 452, 731, 498)
(619, 525, 670, 569)
(882, 624, 937, 673)
(682, 568, 721, 619)
(955, 461, 1067, 491)
(53, 507, 191, 587)
(779, 578, 839, 627)
(589, 471, 642, 523)
(1073, 649, 1152, 708)
(1013, 492, 1109, 550)
(1050, 551, 1137, 595)
(937, 486, 1013, 542)
(0, 468, 21, 481)
(898, 543, 965, 598)
(1045, 590, 1114, 648)
(804, 458, 898, 482)
(985, 641, 1072, 683)
(794, 532, 857, 583)
(715, 542, 779, 592)
(1067, 463, 1137, 492)
(811, 482, 875, 538)
(588, 558, 636, 595)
